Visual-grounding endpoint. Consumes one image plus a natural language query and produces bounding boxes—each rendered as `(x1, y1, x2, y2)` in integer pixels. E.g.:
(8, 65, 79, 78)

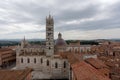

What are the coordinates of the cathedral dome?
(55, 33, 67, 46)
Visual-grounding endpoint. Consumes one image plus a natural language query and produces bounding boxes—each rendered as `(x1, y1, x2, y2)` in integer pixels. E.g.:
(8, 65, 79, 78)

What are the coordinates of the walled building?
(16, 14, 69, 80)
(66, 41, 91, 53)
(0, 48, 16, 68)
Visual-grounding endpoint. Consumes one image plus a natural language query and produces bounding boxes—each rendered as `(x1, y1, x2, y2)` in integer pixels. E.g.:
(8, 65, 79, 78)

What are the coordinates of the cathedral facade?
(16, 14, 92, 80)
(16, 14, 70, 80)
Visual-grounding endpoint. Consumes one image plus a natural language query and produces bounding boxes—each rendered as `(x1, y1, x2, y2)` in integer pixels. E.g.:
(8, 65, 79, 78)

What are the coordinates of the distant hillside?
(0, 39, 45, 47)
(0, 39, 45, 42)
(0, 38, 119, 47)
(95, 39, 120, 42)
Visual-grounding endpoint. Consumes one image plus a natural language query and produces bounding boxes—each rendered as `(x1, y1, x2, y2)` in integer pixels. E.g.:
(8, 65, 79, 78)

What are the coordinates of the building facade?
(0, 48, 16, 68)
(16, 14, 70, 80)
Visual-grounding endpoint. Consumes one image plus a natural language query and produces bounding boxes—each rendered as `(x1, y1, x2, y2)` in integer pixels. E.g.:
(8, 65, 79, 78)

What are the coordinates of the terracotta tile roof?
(105, 62, 115, 67)
(59, 52, 110, 80)
(0, 48, 12, 52)
(71, 61, 110, 80)
(0, 68, 32, 80)
(0, 48, 15, 55)
(85, 58, 108, 69)
(0, 50, 15, 55)
(59, 52, 82, 64)
(67, 53, 80, 64)
(19, 52, 45, 56)
(110, 67, 120, 74)
(7, 46, 17, 49)
(58, 52, 68, 59)
(98, 68, 110, 75)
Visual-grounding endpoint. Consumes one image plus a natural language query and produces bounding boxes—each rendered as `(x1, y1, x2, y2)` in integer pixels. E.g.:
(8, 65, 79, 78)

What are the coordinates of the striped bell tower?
(46, 14, 54, 56)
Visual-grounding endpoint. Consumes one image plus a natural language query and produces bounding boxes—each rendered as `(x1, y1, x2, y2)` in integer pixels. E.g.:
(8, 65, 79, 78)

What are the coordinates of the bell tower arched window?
(64, 61, 66, 68)
(34, 58, 36, 63)
(27, 58, 30, 63)
(41, 58, 43, 64)
(55, 62, 58, 68)
(47, 60, 49, 66)
(21, 58, 23, 63)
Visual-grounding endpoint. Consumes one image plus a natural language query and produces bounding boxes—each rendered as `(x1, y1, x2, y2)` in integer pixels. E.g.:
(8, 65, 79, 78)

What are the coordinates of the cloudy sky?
(0, 0, 120, 40)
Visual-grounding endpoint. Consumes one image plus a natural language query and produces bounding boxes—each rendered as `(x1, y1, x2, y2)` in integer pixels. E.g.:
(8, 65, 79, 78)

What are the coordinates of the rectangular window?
(64, 61, 66, 68)
(27, 58, 30, 63)
(47, 60, 49, 66)
(55, 62, 58, 68)
(34, 58, 36, 63)
(48, 28, 52, 31)
(21, 58, 23, 63)
(48, 33, 51, 36)
(41, 58, 43, 64)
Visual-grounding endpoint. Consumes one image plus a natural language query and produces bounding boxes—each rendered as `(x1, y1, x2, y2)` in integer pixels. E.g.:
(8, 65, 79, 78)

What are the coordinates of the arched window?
(41, 58, 43, 64)
(55, 62, 58, 68)
(34, 58, 36, 63)
(64, 61, 66, 68)
(47, 60, 49, 66)
(21, 58, 23, 63)
(113, 52, 115, 56)
(27, 58, 30, 63)
(49, 47, 51, 50)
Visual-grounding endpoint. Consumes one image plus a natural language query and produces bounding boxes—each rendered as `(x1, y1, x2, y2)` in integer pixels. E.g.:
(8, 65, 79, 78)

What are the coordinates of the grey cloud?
(55, 5, 99, 21)
(5, 29, 45, 35)
(0, 0, 119, 39)
(55, 16, 120, 32)
(55, 1, 120, 32)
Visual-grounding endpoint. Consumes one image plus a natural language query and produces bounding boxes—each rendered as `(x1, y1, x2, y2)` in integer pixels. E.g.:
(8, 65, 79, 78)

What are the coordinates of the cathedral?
(16, 14, 91, 80)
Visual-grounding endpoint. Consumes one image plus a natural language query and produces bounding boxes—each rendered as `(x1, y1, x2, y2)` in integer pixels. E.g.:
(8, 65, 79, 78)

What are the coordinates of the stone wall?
(66, 45, 91, 53)
(16, 55, 69, 79)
